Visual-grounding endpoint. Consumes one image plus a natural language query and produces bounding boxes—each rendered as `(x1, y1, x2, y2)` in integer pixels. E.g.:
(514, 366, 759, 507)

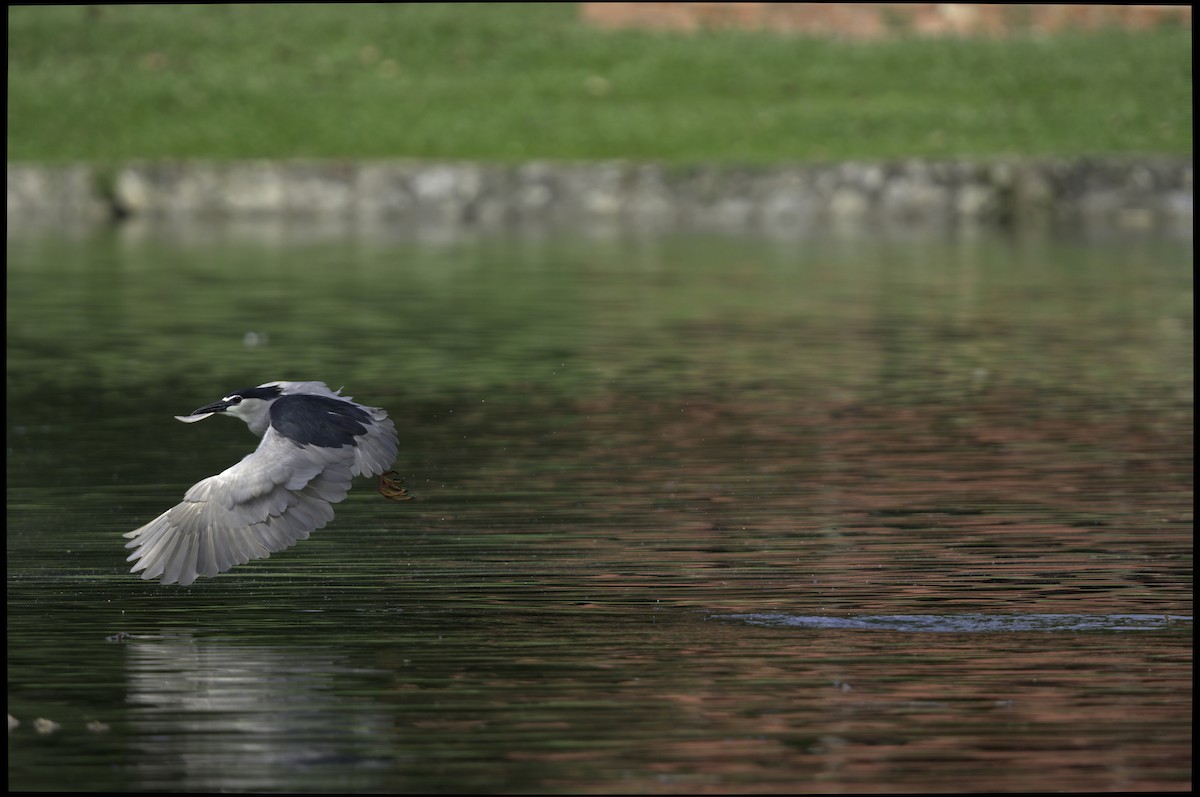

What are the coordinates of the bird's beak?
(174, 412, 216, 423)
(174, 399, 231, 423)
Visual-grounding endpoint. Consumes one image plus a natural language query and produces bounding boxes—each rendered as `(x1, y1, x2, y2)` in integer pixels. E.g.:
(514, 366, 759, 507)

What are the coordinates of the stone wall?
(580, 3, 1192, 40)
(6, 157, 1193, 236)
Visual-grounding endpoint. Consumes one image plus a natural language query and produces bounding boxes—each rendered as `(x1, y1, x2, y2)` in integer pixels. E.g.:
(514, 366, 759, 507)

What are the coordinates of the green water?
(6, 223, 1192, 792)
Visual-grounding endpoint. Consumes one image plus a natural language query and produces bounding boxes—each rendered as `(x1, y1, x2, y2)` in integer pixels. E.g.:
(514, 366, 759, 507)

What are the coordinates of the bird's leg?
(379, 471, 414, 501)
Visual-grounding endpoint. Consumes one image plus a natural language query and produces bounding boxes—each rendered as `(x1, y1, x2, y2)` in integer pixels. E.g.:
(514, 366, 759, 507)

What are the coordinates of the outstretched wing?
(124, 401, 397, 586)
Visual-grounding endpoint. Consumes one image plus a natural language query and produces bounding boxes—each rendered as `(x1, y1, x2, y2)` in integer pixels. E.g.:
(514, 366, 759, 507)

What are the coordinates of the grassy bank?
(7, 3, 1192, 164)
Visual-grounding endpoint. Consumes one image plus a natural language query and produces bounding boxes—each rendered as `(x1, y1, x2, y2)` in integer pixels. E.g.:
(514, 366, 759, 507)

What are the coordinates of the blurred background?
(7, 4, 1192, 162)
(7, 4, 1193, 794)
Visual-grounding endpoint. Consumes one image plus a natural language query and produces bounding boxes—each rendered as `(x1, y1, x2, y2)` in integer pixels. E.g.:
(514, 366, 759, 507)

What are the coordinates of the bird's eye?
(227, 396, 243, 405)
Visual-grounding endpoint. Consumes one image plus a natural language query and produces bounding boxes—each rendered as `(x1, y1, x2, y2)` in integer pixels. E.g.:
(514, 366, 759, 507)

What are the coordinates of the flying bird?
(124, 381, 400, 586)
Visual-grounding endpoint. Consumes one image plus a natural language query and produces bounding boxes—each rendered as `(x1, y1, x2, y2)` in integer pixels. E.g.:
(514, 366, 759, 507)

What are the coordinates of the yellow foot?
(379, 470, 414, 501)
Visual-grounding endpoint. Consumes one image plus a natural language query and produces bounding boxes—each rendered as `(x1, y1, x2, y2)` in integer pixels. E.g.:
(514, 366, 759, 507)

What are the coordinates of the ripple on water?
(713, 613, 1193, 633)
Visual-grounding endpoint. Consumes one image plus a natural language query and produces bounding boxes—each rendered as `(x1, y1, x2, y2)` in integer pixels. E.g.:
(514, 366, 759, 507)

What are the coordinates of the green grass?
(7, 3, 1192, 164)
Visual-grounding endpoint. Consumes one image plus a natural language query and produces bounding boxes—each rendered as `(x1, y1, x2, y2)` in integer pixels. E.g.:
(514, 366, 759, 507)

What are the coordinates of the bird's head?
(175, 383, 286, 436)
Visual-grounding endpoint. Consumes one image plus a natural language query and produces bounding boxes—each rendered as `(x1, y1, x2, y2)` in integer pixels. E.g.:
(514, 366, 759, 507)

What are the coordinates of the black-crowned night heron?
(124, 381, 401, 586)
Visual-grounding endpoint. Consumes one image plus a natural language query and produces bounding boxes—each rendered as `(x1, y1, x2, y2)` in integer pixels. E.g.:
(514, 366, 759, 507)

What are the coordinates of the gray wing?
(124, 410, 397, 586)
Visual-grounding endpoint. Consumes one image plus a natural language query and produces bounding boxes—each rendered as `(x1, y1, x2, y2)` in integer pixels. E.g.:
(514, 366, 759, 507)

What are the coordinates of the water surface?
(7, 222, 1192, 792)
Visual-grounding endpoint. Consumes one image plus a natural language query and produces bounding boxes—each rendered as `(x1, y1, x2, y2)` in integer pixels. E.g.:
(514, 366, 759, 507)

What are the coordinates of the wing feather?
(124, 421, 383, 586)
(352, 411, 398, 477)
(196, 525, 219, 581)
